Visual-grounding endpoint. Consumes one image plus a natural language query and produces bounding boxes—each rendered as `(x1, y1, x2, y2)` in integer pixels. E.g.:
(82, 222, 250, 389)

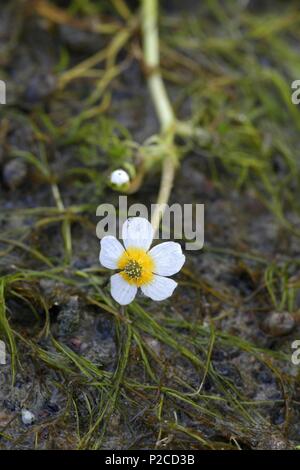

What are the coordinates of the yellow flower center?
(117, 247, 155, 287)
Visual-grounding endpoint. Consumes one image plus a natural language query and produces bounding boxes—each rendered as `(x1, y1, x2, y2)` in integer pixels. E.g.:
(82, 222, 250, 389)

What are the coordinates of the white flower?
(110, 169, 130, 186)
(99, 217, 185, 305)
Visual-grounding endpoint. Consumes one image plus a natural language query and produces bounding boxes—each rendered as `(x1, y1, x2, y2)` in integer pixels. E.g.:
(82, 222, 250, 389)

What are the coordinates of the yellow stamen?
(118, 247, 155, 286)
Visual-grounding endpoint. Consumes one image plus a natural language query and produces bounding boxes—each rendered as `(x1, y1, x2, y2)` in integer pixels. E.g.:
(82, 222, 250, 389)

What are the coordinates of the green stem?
(51, 182, 72, 263)
(142, 0, 177, 234)
(142, 0, 175, 132)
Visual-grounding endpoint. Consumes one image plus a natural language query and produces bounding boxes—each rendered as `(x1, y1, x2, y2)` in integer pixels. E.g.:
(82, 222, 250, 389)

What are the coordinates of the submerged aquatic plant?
(99, 217, 185, 305)
(99, 0, 196, 305)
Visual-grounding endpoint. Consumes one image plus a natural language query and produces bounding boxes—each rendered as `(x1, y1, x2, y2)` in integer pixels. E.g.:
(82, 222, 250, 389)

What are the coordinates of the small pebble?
(69, 337, 82, 351)
(144, 337, 161, 356)
(24, 73, 57, 105)
(59, 25, 103, 53)
(21, 409, 35, 425)
(3, 158, 27, 189)
(263, 312, 295, 337)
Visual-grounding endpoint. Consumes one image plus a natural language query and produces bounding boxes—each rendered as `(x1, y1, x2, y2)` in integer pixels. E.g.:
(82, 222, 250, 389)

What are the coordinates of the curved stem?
(142, 0, 174, 132)
(150, 154, 176, 235)
(141, 0, 177, 234)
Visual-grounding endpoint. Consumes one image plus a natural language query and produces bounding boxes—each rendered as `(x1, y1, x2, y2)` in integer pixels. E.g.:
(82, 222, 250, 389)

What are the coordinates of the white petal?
(122, 217, 154, 251)
(99, 236, 125, 269)
(110, 273, 137, 305)
(141, 275, 177, 301)
(149, 242, 185, 276)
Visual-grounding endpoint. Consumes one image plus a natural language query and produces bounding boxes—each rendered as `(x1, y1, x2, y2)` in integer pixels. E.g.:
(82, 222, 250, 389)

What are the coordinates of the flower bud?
(110, 169, 130, 186)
